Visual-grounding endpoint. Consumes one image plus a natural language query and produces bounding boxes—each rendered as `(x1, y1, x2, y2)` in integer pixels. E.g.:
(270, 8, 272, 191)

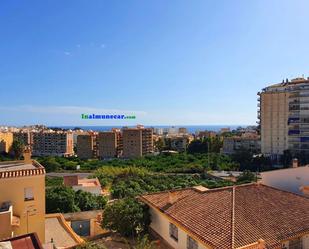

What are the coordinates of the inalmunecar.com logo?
(81, 114, 136, 120)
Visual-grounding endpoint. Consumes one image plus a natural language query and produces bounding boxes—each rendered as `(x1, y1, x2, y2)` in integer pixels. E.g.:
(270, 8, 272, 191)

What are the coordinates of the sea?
(58, 125, 250, 133)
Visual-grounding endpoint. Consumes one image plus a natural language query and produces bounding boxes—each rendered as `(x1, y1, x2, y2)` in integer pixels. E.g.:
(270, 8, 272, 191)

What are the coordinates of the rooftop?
(139, 183, 309, 249)
(0, 160, 45, 178)
(262, 77, 309, 92)
(45, 213, 83, 248)
(0, 233, 43, 249)
(78, 178, 101, 187)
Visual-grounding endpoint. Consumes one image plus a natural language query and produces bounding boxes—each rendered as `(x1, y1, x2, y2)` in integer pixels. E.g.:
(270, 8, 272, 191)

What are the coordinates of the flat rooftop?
(0, 161, 37, 172)
(45, 214, 83, 248)
(0, 160, 45, 178)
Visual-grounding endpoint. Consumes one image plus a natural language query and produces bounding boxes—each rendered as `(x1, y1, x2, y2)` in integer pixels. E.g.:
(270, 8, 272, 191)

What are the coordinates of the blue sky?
(1, 0, 309, 126)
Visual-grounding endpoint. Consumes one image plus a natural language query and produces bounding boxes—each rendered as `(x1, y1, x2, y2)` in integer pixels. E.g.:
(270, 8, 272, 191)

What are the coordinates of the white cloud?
(64, 51, 71, 56)
(0, 105, 146, 115)
(100, 44, 106, 48)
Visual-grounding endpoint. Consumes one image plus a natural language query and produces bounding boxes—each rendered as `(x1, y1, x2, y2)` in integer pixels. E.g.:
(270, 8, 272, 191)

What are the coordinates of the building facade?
(222, 135, 261, 155)
(13, 131, 32, 146)
(32, 131, 74, 157)
(0, 132, 13, 154)
(97, 131, 120, 159)
(258, 77, 309, 158)
(122, 127, 153, 158)
(76, 134, 96, 159)
(0, 151, 46, 243)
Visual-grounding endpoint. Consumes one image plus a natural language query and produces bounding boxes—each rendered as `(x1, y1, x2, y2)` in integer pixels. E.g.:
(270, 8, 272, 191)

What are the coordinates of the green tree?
(75, 242, 107, 249)
(74, 190, 107, 211)
(154, 137, 165, 152)
(11, 139, 25, 159)
(281, 150, 293, 167)
(134, 235, 158, 249)
(236, 170, 256, 184)
(40, 157, 61, 172)
(187, 139, 208, 154)
(102, 198, 150, 237)
(46, 186, 78, 213)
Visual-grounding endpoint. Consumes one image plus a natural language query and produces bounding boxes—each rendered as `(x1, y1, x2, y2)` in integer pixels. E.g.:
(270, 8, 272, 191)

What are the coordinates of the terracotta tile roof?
(139, 183, 309, 249)
(0, 233, 43, 249)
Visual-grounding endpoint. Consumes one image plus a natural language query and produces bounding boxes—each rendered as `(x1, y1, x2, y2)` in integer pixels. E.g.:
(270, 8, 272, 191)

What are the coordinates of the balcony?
(0, 202, 20, 238)
(288, 130, 300, 136)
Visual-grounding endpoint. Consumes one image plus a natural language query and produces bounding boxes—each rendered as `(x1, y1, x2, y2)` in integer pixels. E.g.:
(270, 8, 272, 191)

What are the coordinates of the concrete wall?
(0, 205, 13, 238)
(0, 132, 13, 153)
(282, 234, 309, 249)
(77, 135, 94, 159)
(0, 174, 45, 243)
(122, 129, 142, 158)
(261, 166, 309, 196)
(97, 132, 117, 158)
(260, 92, 289, 156)
(149, 207, 210, 249)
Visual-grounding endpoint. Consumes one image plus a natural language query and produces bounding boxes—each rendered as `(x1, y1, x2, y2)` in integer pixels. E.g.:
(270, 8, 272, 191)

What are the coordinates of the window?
(169, 223, 178, 241)
(187, 236, 198, 249)
(289, 238, 302, 249)
(24, 187, 34, 201)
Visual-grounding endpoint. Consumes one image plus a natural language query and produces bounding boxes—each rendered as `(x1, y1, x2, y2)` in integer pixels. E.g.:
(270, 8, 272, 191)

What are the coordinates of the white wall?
(149, 207, 209, 249)
(302, 234, 309, 249)
(261, 166, 309, 196)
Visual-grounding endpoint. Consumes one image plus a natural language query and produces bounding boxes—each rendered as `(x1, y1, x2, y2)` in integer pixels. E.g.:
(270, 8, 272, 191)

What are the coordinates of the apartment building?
(258, 77, 309, 159)
(97, 130, 122, 159)
(13, 131, 32, 146)
(0, 132, 13, 153)
(76, 133, 96, 159)
(122, 127, 153, 158)
(0, 149, 46, 243)
(222, 134, 261, 154)
(139, 183, 309, 249)
(32, 131, 74, 157)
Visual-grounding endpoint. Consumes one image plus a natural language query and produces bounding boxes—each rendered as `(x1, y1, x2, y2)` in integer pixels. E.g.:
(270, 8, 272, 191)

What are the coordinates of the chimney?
(23, 146, 32, 164)
(292, 158, 298, 168)
(257, 239, 266, 249)
(168, 191, 177, 205)
(63, 175, 79, 187)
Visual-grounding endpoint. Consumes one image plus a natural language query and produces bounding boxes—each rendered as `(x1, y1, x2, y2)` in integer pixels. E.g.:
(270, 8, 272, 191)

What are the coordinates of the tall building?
(13, 131, 32, 146)
(76, 134, 96, 159)
(32, 131, 74, 157)
(122, 127, 153, 158)
(258, 77, 309, 158)
(0, 149, 46, 242)
(97, 130, 121, 159)
(0, 132, 13, 153)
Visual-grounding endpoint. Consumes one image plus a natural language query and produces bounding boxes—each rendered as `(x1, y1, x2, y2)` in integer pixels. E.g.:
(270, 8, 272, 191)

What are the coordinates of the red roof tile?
(139, 184, 309, 249)
(0, 233, 43, 249)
